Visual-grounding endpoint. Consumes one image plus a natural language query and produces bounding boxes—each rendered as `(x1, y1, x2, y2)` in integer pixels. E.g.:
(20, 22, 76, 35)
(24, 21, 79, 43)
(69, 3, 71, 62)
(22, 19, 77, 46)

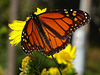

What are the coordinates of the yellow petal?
(42, 8, 47, 12)
(37, 7, 42, 12)
(8, 20, 26, 30)
(26, 17, 31, 21)
(48, 67, 60, 75)
(64, 44, 71, 52)
(10, 35, 21, 46)
(71, 46, 76, 55)
(9, 31, 21, 39)
(34, 7, 47, 15)
(41, 68, 48, 75)
(50, 44, 76, 64)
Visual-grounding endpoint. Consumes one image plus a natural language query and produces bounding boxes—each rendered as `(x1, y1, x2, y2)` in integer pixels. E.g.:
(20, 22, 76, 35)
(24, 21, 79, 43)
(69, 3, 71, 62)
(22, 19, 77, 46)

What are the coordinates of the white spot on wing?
(85, 16, 87, 19)
(70, 9, 73, 11)
(64, 9, 67, 11)
(25, 50, 27, 52)
(23, 47, 25, 49)
(23, 31, 24, 34)
(22, 36, 24, 38)
(84, 13, 87, 16)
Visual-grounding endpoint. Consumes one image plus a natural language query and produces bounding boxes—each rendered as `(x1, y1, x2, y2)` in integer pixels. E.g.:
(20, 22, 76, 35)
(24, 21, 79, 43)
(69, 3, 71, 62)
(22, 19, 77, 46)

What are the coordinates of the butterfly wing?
(38, 9, 90, 55)
(21, 18, 45, 55)
(21, 18, 71, 55)
(40, 25, 71, 55)
(39, 9, 90, 39)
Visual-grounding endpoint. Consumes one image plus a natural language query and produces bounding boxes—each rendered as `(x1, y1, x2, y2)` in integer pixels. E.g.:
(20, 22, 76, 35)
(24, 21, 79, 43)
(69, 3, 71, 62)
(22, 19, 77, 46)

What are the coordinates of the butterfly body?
(31, 13, 50, 48)
(21, 9, 90, 55)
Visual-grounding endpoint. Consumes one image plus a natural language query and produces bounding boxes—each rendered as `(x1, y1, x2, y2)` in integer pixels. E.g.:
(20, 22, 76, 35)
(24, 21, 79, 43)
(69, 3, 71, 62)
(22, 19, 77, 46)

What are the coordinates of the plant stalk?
(51, 55, 62, 75)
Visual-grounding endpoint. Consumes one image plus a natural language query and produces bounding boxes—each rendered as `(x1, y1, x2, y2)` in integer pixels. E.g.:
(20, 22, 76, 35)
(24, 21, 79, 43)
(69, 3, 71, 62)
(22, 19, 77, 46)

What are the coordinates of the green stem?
(51, 55, 62, 75)
(35, 70, 41, 75)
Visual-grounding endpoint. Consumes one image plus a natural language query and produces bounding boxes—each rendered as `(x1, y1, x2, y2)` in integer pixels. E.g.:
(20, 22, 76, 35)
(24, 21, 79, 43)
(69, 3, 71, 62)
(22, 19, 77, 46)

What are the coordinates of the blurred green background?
(0, 0, 100, 75)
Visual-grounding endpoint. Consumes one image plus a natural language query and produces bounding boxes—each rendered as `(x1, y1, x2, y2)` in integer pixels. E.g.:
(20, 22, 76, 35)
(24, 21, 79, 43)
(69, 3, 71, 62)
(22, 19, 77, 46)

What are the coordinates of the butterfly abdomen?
(31, 13, 51, 47)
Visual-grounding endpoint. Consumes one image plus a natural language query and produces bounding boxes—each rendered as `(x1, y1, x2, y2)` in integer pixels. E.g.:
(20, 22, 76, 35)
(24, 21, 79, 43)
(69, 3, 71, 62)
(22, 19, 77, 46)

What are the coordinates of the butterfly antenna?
(51, 55, 62, 75)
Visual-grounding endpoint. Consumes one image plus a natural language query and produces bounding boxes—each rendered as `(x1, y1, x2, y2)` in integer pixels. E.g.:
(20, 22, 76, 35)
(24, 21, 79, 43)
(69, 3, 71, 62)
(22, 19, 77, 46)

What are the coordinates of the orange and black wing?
(40, 25, 71, 55)
(21, 18, 71, 55)
(38, 9, 90, 55)
(21, 18, 45, 55)
(39, 9, 90, 39)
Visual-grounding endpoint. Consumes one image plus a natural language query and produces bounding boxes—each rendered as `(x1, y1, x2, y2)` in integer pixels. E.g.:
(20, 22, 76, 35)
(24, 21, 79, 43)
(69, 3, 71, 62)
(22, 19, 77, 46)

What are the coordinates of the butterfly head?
(30, 12, 37, 20)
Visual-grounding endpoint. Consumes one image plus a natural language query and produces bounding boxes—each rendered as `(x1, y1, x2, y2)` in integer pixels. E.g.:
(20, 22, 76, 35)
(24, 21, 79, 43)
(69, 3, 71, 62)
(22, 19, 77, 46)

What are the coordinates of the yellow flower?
(49, 44, 76, 64)
(8, 17, 30, 46)
(61, 63, 74, 74)
(9, 8, 47, 46)
(22, 56, 32, 69)
(48, 67, 60, 75)
(41, 67, 60, 75)
(41, 68, 48, 75)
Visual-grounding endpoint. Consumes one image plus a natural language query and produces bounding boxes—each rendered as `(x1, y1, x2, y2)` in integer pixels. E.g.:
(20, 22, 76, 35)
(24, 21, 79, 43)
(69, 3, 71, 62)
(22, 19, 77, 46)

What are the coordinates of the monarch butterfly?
(21, 9, 90, 55)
